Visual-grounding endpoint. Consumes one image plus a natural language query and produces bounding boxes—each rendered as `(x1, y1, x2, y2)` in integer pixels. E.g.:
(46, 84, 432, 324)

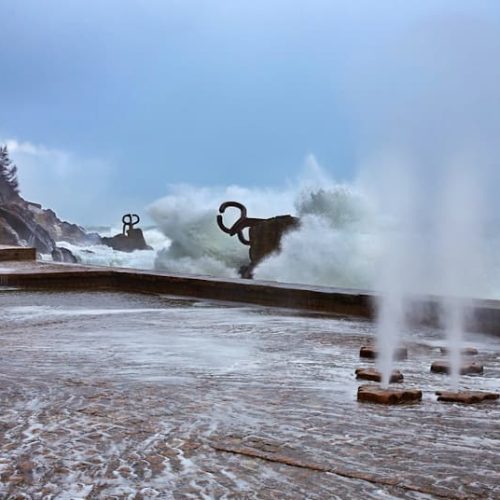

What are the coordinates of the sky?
(1, 0, 500, 225)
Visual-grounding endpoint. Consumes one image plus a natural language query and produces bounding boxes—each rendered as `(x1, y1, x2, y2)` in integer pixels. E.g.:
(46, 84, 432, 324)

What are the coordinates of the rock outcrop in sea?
(102, 227, 152, 252)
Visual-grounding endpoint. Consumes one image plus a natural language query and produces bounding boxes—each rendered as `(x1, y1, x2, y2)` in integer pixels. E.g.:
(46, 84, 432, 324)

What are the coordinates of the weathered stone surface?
(359, 345, 408, 360)
(359, 346, 377, 359)
(102, 228, 152, 252)
(1, 289, 497, 498)
(0, 245, 36, 261)
(0, 204, 55, 254)
(357, 384, 422, 404)
(29, 204, 100, 245)
(355, 367, 403, 383)
(430, 360, 484, 375)
(436, 391, 499, 404)
(440, 346, 478, 356)
(1, 173, 94, 261)
(0, 261, 376, 318)
(0, 219, 21, 246)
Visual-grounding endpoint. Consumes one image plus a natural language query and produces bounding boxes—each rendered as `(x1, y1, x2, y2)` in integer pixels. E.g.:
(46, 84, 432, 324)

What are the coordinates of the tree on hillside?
(0, 145, 19, 197)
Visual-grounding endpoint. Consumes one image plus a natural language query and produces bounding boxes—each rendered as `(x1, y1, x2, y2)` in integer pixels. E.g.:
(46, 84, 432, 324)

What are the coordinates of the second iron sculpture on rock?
(102, 213, 152, 252)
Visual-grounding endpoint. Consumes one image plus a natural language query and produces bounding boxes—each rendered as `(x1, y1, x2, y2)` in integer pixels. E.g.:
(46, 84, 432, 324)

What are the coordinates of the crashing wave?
(147, 158, 381, 287)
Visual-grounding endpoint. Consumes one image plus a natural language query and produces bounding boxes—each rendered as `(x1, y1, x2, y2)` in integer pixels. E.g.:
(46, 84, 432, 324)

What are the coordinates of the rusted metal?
(216, 201, 264, 245)
(122, 213, 140, 235)
(217, 201, 300, 278)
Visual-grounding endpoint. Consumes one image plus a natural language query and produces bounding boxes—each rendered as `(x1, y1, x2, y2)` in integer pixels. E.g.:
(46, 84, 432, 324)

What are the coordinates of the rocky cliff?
(0, 146, 99, 261)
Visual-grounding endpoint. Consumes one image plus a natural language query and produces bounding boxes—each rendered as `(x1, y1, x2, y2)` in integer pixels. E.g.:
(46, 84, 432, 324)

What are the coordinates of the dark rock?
(430, 360, 484, 375)
(0, 216, 21, 246)
(357, 384, 422, 404)
(0, 205, 56, 254)
(440, 346, 478, 356)
(102, 228, 152, 253)
(355, 367, 403, 383)
(359, 346, 376, 359)
(0, 155, 99, 260)
(52, 246, 79, 263)
(0, 203, 85, 263)
(29, 204, 100, 245)
(359, 345, 408, 360)
(436, 391, 499, 404)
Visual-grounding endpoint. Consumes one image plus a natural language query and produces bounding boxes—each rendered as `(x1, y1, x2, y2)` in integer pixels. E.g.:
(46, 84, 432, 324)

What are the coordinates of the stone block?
(357, 384, 422, 404)
(359, 345, 408, 360)
(431, 361, 483, 375)
(440, 347, 478, 356)
(355, 367, 403, 383)
(436, 391, 499, 404)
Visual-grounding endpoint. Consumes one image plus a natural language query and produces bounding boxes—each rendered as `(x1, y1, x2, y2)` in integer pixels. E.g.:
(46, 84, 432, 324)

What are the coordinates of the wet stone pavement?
(0, 290, 499, 499)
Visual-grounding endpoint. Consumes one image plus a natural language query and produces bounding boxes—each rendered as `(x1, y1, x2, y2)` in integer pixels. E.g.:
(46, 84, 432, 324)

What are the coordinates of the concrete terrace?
(0, 247, 499, 498)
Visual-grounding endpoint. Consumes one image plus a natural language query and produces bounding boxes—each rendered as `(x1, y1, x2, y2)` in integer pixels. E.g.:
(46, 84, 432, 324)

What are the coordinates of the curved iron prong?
(216, 214, 233, 234)
(237, 228, 251, 245)
(234, 217, 264, 246)
(216, 201, 265, 247)
(217, 201, 247, 236)
(219, 201, 247, 219)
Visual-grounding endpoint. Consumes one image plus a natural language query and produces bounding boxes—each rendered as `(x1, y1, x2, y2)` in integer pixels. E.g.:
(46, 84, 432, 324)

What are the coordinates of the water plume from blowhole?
(371, 152, 492, 391)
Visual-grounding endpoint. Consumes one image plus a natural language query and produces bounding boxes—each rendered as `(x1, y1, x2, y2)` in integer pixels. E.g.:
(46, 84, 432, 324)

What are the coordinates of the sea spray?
(148, 158, 382, 285)
(376, 292, 405, 388)
(254, 186, 379, 287)
(55, 156, 500, 310)
(370, 156, 491, 388)
(149, 185, 258, 277)
(57, 228, 169, 270)
(368, 158, 420, 388)
(253, 214, 378, 288)
(436, 163, 488, 389)
(54, 159, 383, 281)
(442, 298, 465, 390)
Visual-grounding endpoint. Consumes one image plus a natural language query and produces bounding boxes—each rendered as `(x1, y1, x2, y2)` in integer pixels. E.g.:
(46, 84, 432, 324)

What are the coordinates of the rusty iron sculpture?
(216, 201, 265, 245)
(217, 201, 300, 278)
(122, 213, 140, 236)
(102, 213, 152, 252)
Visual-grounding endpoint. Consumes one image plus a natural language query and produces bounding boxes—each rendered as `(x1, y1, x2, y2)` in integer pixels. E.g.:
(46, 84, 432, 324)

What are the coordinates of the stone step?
(359, 345, 408, 360)
(355, 367, 404, 383)
(0, 245, 36, 262)
(431, 360, 484, 375)
(436, 391, 499, 404)
(357, 384, 422, 404)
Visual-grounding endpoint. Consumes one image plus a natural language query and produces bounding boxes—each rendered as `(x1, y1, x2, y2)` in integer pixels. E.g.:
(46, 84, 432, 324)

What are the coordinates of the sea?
(50, 160, 500, 299)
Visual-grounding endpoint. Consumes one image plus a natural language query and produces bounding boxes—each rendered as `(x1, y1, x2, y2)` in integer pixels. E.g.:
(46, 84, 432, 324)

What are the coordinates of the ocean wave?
(57, 228, 170, 270)
(53, 155, 500, 300)
(147, 157, 381, 287)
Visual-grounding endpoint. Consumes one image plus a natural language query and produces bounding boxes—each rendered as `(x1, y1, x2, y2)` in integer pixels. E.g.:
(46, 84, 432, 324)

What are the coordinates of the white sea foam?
(254, 188, 380, 288)
(57, 228, 170, 270)
(62, 156, 382, 288)
(148, 156, 383, 286)
(55, 155, 500, 303)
